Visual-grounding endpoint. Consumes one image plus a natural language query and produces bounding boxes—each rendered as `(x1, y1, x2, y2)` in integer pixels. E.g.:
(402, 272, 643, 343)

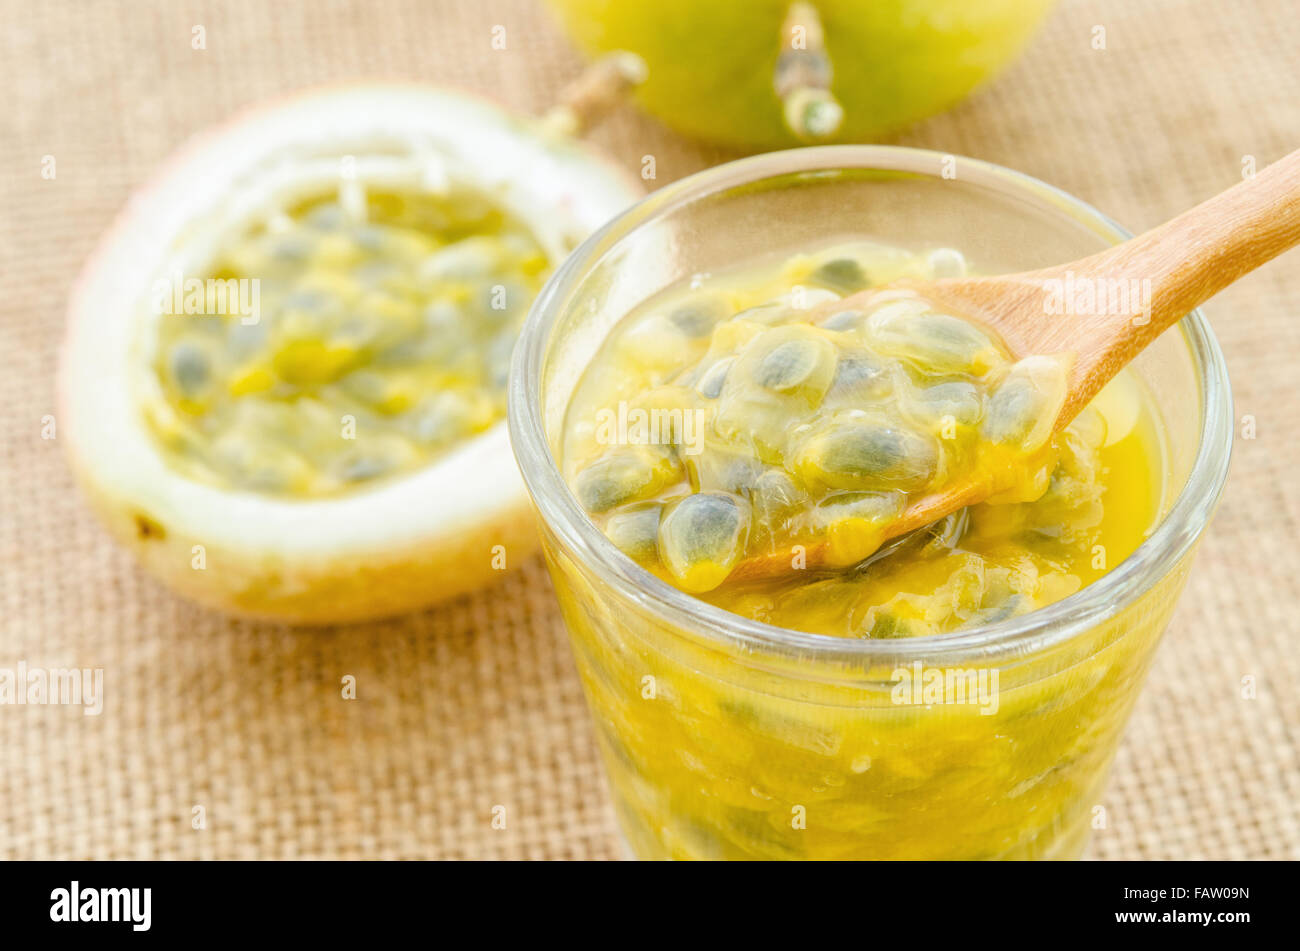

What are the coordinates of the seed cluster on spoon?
(561, 240, 1140, 638)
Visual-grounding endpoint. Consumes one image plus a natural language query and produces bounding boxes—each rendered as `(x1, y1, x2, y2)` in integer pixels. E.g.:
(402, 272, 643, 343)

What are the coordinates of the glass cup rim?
(508, 145, 1233, 667)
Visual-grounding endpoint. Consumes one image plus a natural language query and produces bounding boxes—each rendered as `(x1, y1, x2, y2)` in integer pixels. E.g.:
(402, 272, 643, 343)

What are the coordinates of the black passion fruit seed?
(982, 356, 1069, 453)
(756, 338, 825, 392)
(811, 258, 868, 293)
(794, 420, 938, 492)
(168, 340, 212, 395)
(695, 357, 734, 399)
(604, 503, 664, 564)
(670, 301, 727, 338)
(658, 491, 751, 592)
(867, 308, 999, 375)
(575, 446, 680, 513)
(827, 353, 888, 398)
(744, 326, 836, 401)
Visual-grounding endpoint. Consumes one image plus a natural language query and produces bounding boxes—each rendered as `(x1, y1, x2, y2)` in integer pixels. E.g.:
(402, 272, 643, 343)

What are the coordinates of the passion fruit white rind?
(61, 84, 641, 623)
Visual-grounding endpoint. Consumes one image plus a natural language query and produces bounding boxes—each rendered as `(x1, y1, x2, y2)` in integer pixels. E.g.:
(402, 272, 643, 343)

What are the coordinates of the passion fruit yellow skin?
(61, 84, 641, 624)
(548, 0, 1055, 149)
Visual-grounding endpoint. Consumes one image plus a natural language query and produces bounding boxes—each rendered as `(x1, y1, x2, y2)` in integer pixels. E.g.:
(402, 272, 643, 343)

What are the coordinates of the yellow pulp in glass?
(144, 187, 550, 497)
(551, 239, 1171, 859)
(563, 240, 1161, 636)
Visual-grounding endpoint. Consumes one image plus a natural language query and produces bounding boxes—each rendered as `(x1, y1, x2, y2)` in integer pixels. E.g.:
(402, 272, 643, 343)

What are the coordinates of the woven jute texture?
(1, 0, 1296, 860)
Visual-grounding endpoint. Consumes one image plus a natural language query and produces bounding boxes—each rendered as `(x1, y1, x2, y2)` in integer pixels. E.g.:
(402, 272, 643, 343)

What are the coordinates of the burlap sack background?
(1, 0, 1295, 860)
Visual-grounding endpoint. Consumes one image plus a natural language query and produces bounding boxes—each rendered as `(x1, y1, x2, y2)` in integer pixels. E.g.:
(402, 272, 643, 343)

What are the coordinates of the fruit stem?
(775, 2, 844, 141)
(541, 51, 648, 139)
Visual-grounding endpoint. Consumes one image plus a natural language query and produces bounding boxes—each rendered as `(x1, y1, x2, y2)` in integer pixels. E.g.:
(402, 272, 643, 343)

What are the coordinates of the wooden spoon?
(728, 147, 1300, 585)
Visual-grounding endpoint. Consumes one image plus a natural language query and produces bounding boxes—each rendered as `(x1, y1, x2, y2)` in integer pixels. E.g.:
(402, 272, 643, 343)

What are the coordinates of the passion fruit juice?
(553, 239, 1171, 859)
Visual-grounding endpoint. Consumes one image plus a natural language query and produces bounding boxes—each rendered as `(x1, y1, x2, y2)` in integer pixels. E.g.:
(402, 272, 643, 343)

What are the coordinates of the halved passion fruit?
(61, 83, 641, 623)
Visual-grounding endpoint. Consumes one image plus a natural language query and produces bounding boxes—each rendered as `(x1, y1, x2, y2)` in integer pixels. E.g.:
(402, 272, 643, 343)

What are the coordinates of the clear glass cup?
(509, 147, 1232, 860)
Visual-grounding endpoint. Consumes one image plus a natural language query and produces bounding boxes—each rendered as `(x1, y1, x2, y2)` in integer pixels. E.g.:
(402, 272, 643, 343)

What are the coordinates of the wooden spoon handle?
(1076, 148, 1300, 322)
(1028, 147, 1300, 418)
